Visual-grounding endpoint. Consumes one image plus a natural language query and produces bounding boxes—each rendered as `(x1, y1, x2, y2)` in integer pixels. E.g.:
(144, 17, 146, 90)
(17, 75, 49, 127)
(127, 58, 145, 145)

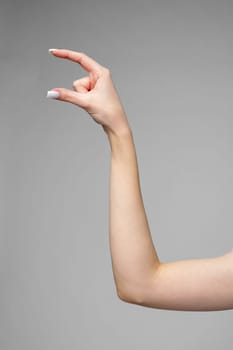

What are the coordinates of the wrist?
(105, 124, 132, 143)
(102, 109, 131, 136)
(105, 126, 135, 161)
(103, 119, 132, 138)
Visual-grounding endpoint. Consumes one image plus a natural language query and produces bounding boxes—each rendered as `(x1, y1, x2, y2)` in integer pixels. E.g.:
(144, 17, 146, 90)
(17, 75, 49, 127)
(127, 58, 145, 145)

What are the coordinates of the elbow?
(117, 288, 133, 303)
(117, 289, 129, 302)
(116, 284, 145, 305)
(116, 265, 162, 306)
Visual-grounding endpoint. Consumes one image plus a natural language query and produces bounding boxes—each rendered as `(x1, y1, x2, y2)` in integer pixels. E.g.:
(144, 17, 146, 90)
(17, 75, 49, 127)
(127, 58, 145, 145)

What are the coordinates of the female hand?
(47, 49, 131, 136)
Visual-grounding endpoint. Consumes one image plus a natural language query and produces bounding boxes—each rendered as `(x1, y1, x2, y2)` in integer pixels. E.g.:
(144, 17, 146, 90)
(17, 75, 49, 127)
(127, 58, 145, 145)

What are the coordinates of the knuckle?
(61, 90, 71, 102)
(103, 67, 111, 76)
(72, 80, 78, 88)
(62, 93, 69, 101)
(78, 52, 85, 63)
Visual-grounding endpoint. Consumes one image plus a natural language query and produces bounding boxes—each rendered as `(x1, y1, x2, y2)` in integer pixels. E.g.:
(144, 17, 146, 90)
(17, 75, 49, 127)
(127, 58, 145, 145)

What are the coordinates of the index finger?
(49, 49, 104, 73)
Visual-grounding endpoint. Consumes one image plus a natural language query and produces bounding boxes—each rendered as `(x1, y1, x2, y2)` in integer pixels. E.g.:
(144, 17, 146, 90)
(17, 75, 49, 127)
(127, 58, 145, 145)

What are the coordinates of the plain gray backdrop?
(1, 0, 233, 349)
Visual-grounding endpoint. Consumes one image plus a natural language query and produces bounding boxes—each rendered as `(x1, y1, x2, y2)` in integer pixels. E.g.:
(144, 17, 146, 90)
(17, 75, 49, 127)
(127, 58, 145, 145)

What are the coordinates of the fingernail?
(48, 48, 58, 53)
(46, 90, 60, 99)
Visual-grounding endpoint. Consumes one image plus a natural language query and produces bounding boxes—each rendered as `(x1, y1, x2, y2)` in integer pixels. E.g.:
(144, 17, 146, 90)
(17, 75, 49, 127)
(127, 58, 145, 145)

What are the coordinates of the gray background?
(1, 0, 233, 349)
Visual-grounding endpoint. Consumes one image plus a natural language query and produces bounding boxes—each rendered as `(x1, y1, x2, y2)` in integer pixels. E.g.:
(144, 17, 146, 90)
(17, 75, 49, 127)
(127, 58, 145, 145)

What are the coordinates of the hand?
(47, 49, 131, 136)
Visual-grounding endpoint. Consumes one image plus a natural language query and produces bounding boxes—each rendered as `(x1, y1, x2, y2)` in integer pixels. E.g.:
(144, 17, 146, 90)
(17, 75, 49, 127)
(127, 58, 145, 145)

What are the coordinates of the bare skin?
(47, 49, 233, 311)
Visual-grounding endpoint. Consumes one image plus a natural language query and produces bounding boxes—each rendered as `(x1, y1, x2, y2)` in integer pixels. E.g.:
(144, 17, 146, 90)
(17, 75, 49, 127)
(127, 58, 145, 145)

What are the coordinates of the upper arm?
(133, 251, 233, 311)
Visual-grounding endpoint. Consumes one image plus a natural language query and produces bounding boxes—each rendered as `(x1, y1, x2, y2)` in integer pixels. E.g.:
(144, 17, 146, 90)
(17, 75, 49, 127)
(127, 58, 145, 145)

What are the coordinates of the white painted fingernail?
(46, 90, 60, 99)
(48, 48, 58, 53)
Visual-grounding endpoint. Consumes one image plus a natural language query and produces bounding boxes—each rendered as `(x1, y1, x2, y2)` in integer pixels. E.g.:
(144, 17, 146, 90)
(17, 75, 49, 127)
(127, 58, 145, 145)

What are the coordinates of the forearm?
(106, 126, 160, 302)
(105, 127, 233, 311)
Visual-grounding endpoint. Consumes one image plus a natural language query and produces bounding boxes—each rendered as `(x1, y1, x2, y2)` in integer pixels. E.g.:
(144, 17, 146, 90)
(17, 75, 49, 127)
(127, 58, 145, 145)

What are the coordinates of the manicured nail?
(48, 48, 58, 53)
(46, 90, 60, 99)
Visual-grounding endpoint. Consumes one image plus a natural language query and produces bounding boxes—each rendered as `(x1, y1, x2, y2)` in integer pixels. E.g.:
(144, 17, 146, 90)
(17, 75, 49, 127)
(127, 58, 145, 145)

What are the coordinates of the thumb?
(47, 88, 89, 109)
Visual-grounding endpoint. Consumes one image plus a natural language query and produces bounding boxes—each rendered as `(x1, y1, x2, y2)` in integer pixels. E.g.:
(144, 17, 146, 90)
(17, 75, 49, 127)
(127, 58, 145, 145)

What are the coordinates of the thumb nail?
(47, 90, 60, 99)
